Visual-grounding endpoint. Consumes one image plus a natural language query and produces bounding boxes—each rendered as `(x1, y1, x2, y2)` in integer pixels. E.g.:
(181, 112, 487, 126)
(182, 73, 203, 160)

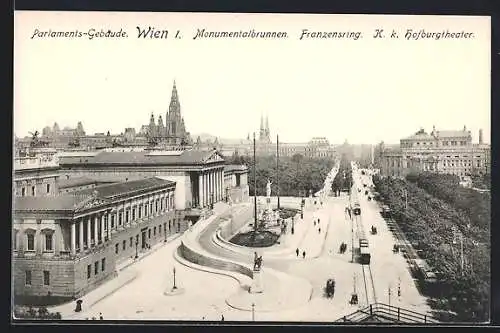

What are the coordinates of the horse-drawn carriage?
(325, 279, 336, 298)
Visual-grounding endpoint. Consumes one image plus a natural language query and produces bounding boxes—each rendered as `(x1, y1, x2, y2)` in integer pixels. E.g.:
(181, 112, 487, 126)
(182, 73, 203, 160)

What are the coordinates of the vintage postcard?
(13, 11, 490, 324)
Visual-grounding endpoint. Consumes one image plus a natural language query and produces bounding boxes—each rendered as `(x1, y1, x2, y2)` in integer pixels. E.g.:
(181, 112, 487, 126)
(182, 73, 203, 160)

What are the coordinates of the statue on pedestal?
(253, 251, 263, 271)
(266, 179, 272, 198)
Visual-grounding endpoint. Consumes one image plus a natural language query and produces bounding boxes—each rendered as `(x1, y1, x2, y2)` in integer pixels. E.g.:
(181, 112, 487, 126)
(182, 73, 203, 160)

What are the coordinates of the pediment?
(204, 151, 225, 164)
(74, 197, 109, 212)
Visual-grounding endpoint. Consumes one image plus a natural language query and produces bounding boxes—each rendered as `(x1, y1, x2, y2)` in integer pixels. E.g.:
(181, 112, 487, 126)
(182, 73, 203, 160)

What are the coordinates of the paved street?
(351, 165, 431, 314)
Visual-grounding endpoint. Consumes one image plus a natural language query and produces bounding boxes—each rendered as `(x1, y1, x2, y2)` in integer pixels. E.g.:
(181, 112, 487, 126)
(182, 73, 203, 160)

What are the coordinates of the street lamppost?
(135, 238, 139, 259)
(251, 303, 255, 321)
(164, 224, 167, 243)
(291, 216, 295, 235)
(172, 266, 177, 290)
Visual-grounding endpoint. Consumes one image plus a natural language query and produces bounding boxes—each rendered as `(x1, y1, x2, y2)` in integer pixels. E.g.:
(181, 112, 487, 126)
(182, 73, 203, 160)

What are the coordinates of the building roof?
(14, 195, 87, 212)
(435, 130, 470, 138)
(58, 149, 224, 166)
(58, 176, 101, 189)
(402, 131, 434, 141)
(224, 164, 248, 173)
(75, 177, 176, 200)
(14, 177, 176, 213)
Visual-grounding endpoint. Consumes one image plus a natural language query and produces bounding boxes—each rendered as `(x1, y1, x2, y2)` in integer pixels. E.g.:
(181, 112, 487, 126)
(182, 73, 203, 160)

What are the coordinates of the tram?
(360, 246, 371, 264)
(357, 229, 371, 264)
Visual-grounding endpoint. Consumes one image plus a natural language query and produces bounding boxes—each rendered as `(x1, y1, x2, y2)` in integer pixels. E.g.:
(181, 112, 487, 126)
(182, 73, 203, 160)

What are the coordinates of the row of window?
(25, 270, 50, 286)
(109, 195, 173, 229)
(14, 231, 53, 252)
(87, 258, 106, 279)
(18, 184, 51, 197)
(114, 222, 175, 255)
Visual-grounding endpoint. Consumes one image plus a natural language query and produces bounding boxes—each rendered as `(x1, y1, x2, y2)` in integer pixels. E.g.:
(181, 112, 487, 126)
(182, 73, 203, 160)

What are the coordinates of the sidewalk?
(48, 231, 183, 319)
(117, 233, 182, 272)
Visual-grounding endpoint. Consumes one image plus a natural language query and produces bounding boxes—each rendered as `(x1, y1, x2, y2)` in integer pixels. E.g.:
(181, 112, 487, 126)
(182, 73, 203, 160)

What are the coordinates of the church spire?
(169, 80, 180, 115)
(265, 115, 270, 137)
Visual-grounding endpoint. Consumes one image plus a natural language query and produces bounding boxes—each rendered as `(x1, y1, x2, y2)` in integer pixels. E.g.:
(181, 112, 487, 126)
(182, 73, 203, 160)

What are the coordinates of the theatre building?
(12, 177, 185, 305)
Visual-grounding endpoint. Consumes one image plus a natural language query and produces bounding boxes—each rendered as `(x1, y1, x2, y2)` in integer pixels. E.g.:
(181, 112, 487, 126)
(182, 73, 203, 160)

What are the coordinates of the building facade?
(12, 177, 187, 304)
(380, 127, 490, 179)
(13, 149, 60, 197)
(223, 165, 250, 204)
(58, 149, 232, 210)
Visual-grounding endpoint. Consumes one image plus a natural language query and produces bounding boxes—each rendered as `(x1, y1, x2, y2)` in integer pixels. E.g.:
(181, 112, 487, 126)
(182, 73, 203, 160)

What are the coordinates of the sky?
(14, 12, 490, 144)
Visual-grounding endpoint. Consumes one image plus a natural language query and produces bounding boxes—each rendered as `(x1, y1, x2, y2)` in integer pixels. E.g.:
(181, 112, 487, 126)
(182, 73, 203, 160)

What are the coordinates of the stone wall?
(178, 242, 253, 279)
(13, 210, 190, 304)
(13, 257, 75, 299)
(228, 185, 250, 204)
(218, 205, 253, 240)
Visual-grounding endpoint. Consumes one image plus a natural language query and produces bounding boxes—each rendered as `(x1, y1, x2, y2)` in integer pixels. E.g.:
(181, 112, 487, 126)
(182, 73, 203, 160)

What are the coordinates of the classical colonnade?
(198, 167, 224, 208)
(71, 188, 175, 255)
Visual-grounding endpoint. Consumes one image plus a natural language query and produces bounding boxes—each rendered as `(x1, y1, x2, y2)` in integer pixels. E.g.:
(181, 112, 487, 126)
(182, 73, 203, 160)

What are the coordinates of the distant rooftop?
(58, 149, 225, 166)
(58, 176, 115, 189)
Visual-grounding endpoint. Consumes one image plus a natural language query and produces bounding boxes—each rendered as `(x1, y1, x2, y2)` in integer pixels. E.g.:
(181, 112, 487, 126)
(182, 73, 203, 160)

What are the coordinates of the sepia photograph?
(12, 11, 491, 324)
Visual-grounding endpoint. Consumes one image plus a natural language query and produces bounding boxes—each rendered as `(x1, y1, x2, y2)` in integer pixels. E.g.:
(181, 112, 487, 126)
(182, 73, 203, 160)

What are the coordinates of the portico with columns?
(59, 149, 228, 211)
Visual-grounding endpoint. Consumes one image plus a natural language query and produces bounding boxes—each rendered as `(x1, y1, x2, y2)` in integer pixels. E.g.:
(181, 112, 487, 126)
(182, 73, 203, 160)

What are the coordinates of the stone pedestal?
(250, 270, 264, 293)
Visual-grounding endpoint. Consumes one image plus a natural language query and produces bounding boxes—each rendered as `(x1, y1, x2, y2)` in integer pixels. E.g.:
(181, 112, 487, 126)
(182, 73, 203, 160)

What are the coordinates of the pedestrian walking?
(302, 251, 306, 259)
(314, 220, 316, 226)
(318, 228, 321, 234)
(221, 314, 225, 321)
(99, 313, 103, 320)
(296, 248, 299, 257)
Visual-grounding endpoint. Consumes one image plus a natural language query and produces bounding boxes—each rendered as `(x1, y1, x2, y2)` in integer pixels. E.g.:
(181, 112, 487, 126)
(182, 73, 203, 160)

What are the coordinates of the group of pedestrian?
(296, 248, 306, 259)
(85, 313, 104, 320)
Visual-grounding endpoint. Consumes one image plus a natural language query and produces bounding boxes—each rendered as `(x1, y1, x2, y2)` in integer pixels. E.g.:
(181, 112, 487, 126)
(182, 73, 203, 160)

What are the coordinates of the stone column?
(221, 169, 224, 200)
(209, 171, 213, 205)
(94, 215, 99, 245)
(198, 173, 203, 208)
(213, 170, 217, 202)
(100, 214, 105, 242)
(205, 172, 209, 207)
(71, 221, 76, 255)
(79, 218, 84, 252)
(218, 169, 222, 201)
(87, 217, 91, 249)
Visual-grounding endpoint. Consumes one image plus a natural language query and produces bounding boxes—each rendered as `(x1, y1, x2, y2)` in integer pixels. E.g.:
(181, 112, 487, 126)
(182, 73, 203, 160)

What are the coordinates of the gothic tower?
(265, 115, 270, 142)
(165, 80, 190, 145)
(148, 113, 156, 137)
(259, 114, 265, 142)
(157, 115, 165, 137)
